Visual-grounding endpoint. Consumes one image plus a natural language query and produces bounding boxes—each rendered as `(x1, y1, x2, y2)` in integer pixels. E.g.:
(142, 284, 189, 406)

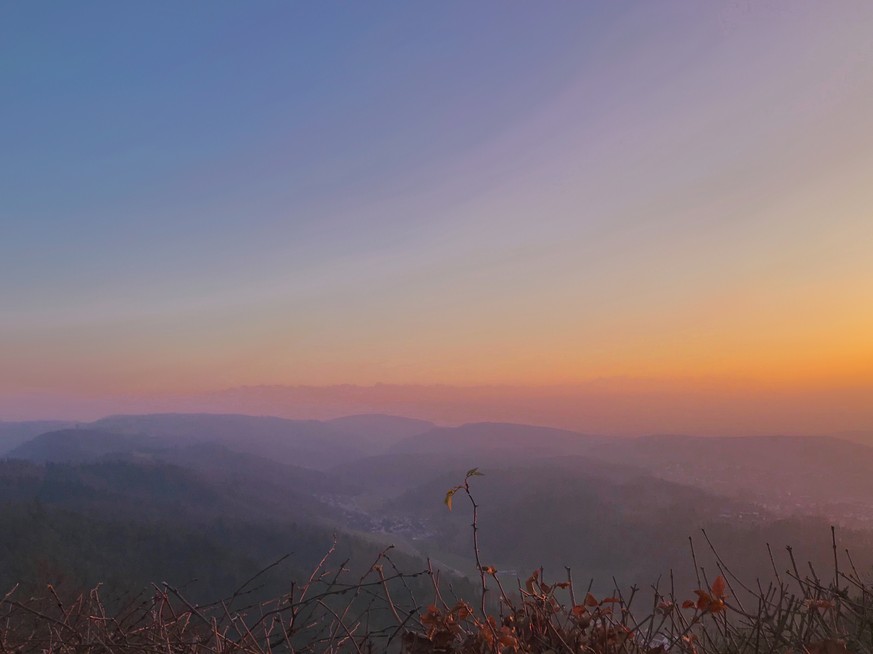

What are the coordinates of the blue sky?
(2, 2, 606, 315)
(2, 2, 873, 410)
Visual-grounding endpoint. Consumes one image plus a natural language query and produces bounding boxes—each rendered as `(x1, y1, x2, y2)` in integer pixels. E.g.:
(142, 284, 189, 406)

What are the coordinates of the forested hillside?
(4, 414, 873, 604)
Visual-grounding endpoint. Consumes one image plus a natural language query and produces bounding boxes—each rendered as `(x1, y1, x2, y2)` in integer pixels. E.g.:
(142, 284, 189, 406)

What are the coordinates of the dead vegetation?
(2, 470, 872, 653)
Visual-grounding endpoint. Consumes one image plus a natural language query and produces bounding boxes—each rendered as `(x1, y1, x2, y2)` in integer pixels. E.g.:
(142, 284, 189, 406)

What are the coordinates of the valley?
(4, 413, 873, 602)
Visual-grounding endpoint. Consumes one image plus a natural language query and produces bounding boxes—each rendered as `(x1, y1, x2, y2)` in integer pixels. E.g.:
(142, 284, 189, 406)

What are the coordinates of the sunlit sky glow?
(2, 2, 873, 429)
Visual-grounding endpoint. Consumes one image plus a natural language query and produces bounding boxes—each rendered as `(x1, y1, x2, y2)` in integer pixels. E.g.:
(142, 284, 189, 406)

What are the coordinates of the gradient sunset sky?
(2, 2, 873, 428)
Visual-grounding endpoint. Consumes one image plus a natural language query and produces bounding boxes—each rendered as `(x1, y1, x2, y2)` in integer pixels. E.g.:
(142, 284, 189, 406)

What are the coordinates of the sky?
(2, 2, 873, 430)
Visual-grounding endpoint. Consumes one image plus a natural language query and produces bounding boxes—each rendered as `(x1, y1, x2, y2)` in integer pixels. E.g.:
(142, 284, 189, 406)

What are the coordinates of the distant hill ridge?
(393, 421, 596, 456)
(6, 428, 157, 463)
(6, 412, 873, 528)
(0, 420, 76, 455)
(4, 411, 873, 603)
(3, 413, 438, 469)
